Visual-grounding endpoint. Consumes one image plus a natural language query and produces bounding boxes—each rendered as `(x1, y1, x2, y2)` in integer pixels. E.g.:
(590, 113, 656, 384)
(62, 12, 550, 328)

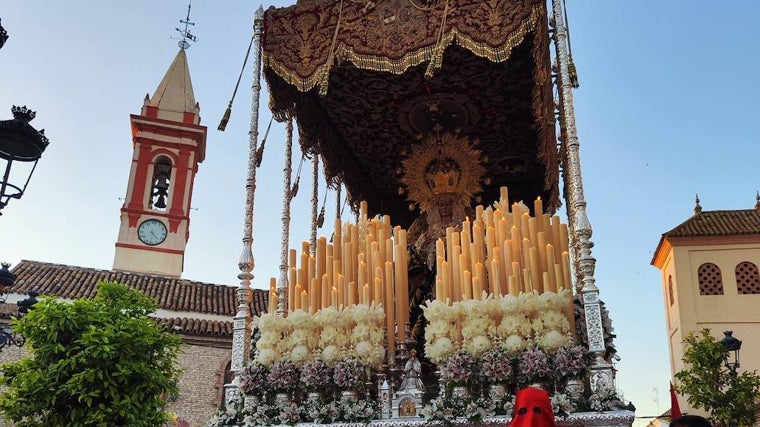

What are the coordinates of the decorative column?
(551, 0, 614, 393)
(225, 5, 264, 407)
(277, 118, 294, 315)
(310, 155, 319, 254)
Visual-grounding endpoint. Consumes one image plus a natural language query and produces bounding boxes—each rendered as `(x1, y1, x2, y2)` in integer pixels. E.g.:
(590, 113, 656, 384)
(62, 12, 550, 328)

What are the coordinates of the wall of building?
(662, 242, 760, 417)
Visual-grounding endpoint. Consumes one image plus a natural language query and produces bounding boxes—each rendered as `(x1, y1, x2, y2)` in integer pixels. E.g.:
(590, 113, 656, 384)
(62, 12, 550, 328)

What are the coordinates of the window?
(668, 275, 674, 305)
(150, 156, 172, 211)
(735, 261, 760, 294)
(698, 263, 723, 295)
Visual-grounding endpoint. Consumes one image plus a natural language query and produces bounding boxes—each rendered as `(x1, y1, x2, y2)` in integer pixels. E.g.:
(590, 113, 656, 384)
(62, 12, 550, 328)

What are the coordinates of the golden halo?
(400, 133, 486, 213)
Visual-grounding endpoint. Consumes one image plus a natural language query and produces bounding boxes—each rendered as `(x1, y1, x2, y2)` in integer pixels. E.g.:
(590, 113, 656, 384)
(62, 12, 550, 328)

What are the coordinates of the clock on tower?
(113, 48, 207, 277)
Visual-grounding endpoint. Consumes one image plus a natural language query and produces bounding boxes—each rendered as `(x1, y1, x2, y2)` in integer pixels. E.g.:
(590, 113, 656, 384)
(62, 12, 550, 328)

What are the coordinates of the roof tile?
(663, 209, 760, 238)
(9, 260, 269, 317)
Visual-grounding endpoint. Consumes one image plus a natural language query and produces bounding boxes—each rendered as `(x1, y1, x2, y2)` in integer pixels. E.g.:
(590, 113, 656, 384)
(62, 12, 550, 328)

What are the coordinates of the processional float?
(213, 0, 633, 425)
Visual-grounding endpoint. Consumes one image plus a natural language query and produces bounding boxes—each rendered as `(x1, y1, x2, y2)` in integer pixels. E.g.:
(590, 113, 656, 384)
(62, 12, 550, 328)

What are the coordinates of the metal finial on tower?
(694, 194, 702, 215)
(755, 191, 759, 210)
(175, 0, 197, 50)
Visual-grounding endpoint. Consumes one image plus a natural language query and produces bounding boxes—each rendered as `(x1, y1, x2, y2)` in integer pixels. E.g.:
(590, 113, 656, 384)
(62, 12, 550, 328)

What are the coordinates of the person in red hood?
(509, 386, 556, 427)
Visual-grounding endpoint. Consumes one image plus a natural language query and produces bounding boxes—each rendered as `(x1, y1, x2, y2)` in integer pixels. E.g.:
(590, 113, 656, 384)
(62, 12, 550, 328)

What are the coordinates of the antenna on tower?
(174, 0, 197, 50)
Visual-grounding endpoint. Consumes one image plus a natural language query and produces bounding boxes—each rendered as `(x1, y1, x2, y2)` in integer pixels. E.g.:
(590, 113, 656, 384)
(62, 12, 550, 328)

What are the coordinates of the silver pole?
(226, 5, 264, 407)
(552, 0, 615, 394)
(278, 118, 294, 315)
(310, 155, 319, 256)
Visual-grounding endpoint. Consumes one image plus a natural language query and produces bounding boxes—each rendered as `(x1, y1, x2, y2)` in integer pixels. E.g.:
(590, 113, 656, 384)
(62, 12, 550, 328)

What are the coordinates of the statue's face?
(437, 200, 452, 221)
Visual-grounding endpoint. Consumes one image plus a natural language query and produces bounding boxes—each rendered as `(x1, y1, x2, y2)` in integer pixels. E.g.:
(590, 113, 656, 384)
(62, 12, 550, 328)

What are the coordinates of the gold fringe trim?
(262, 3, 542, 95)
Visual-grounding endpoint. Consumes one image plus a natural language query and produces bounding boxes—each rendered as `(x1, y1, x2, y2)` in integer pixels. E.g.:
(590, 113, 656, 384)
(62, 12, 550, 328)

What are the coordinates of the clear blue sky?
(1, 1, 758, 425)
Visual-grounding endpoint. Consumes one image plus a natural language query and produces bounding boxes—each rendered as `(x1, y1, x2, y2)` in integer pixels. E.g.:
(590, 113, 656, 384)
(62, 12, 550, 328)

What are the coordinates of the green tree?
(0, 281, 182, 427)
(675, 329, 760, 427)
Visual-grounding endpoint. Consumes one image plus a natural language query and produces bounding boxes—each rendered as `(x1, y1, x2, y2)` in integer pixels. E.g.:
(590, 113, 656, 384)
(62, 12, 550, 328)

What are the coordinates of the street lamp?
(0, 106, 50, 215)
(0, 263, 39, 351)
(719, 330, 742, 375)
(0, 18, 8, 50)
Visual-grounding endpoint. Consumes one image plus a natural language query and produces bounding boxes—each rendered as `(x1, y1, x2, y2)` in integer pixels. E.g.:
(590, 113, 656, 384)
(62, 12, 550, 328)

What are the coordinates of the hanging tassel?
(290, 177, 300, 199)
(256, 145, 265, 168)
(568, 57, 579, 88)
(317, 206, 326, 229)
(217, 102, 232, 131)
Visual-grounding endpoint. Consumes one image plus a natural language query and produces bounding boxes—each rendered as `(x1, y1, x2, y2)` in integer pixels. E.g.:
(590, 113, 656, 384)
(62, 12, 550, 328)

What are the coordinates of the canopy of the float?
(262, 0, 558, 228)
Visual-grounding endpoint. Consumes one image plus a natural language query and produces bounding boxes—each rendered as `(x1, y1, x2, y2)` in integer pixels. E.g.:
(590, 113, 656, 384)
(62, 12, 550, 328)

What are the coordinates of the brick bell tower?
(113, 48, 207, 277)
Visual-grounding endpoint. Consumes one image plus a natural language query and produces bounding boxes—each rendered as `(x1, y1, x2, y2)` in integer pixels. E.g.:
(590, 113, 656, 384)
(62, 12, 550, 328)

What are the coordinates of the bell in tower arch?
(151, 161, 172, 210)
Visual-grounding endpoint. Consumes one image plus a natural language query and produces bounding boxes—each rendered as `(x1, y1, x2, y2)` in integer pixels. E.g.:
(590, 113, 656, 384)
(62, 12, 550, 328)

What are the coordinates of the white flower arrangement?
(254, 302, 386, 369)
(423, 291, 574, 362)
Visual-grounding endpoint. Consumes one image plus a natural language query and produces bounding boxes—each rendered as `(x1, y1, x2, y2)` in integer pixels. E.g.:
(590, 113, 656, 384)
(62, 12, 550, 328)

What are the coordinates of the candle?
(293, 284, 302, 311)
(384, 262, 396, 360)
(334, 260, 343, 304)
(500, 186, 509, 204)
(301, 241, 310, 257)
(562, 251, 572, 291)
(534, 196, 543, 216)
(364, 282, 372, 305)
(309, 277, 318, 314)
(301, 290, 308, 314)
(511, 261, 522, 289)
(360, 200, 368, 221)
(551, 216, 562, 258)
(510, 227, 522, 265)
(473, 276, 483, 300)
(286, 270, 298, 313)
(373, 266, 382, 306)
(491, 258, 502, 297)
(288, 267, 303, 312)
(358, 259, 367, 287)
(351, 281, 360, 305)
(463, 270, 472, 300)
(475, 262, 486, 295)
(508, 275, 519, 296)
(546, 243, 557, 293)
(322, 274, 330, 309)
(316, 237, 327, 283)
(528, 246, 541, 293)
(384, 261, 394, 309)
(308, 256, 316, 283)
(554, 263, 564, 293)
(560, 224, 570, 254)
(334, 218, 342, 262)
(521, 212, 530, 236)
(537, 232, 548, 274)
(269, 277, 277, 313)
(542, 272, 551, 295)
(511, 203, 521, 230)
(522, 268, 532, 294)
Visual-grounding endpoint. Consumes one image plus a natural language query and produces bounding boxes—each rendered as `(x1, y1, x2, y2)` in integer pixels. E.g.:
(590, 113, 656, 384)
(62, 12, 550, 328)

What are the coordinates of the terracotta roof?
(9, 260, 269, 318)
(156, 317, 233, 338)
(663, 209, 760, 238)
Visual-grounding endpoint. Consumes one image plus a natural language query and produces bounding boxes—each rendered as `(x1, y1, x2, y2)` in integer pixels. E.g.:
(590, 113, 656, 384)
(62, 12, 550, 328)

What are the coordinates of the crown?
(425, 157, 461, 195)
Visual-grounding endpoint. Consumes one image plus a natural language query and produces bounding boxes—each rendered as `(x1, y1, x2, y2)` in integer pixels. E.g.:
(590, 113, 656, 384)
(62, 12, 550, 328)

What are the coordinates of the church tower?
(113, 49, 207, 277)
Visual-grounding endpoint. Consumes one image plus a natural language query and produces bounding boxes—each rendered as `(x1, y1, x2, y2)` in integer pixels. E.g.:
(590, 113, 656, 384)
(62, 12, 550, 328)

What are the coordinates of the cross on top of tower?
(175, 0, 197, 50)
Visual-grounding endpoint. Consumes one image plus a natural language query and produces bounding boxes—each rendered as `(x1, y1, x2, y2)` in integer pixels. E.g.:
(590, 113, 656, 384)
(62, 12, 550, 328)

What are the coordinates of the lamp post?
(0, 106, 50, 215)
(719, 330, 742, 376)
(0, 18, 8, 50)
(0, 263, 38, 351)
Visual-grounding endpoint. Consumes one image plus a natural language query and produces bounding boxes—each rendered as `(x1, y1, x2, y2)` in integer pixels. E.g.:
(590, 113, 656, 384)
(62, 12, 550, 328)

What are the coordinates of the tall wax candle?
(528, 246, 541, 293)
(533, 196, 543, 216)
(322, 274, 330, 309)
(334, 219, 342, 262)
(545, 244, 557, 293)
(463, 270, 473, 300)
(301, 290, 309, 314)
(316, 237, 327, 282)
